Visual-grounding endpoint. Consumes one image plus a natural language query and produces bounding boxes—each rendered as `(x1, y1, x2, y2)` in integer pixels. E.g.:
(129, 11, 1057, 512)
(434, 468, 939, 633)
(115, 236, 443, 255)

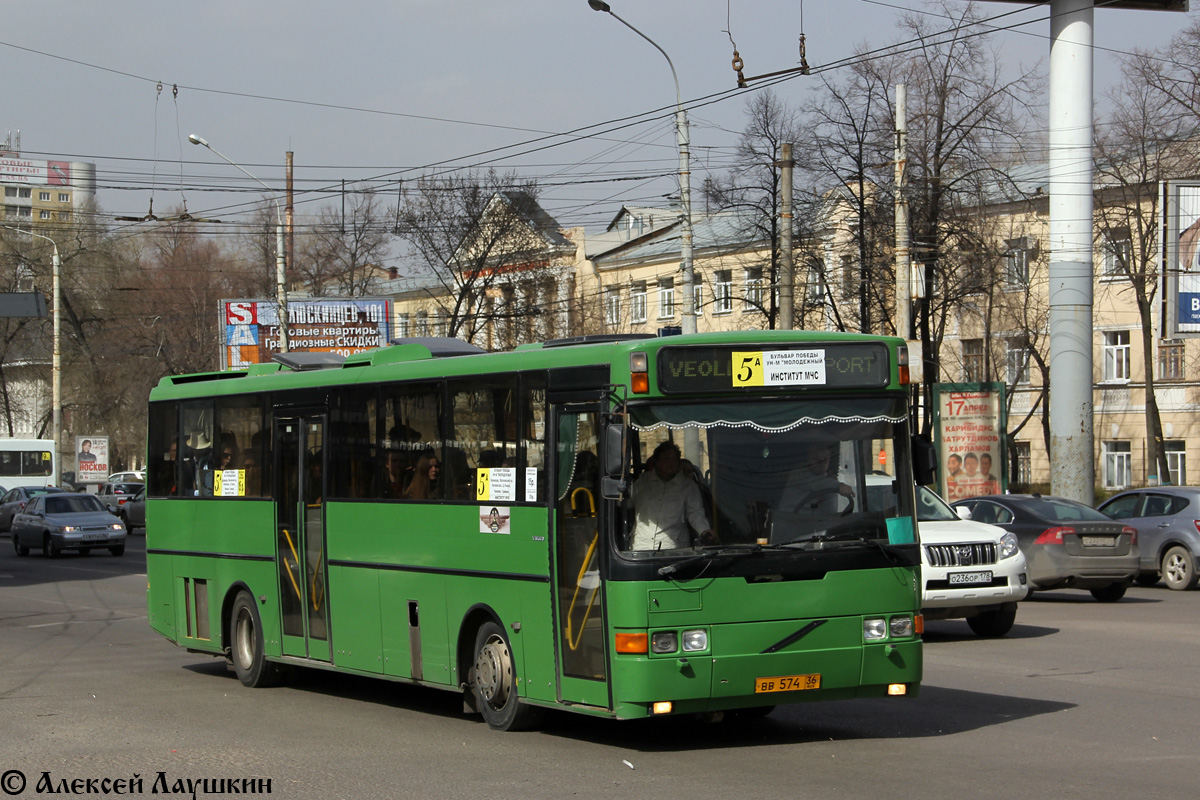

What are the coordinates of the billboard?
(0, 157, 71, 186)
(75, 435, 109, 483)
(1166, 181, 1200, 337)
(931, 383, 1007, 501)
(221, 298, 392, 370)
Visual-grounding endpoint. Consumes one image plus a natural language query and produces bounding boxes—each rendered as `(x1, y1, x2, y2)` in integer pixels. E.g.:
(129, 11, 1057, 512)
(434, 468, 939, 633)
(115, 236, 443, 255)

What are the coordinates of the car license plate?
(82, 533, 107, 541)
(1082, 536, 1115, 547)
(948, 570, 993, 585)
(755, 673, 821, 693)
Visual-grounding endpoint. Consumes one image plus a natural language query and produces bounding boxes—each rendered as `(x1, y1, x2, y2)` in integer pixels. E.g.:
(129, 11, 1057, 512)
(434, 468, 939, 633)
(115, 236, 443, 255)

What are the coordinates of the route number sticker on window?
(732, 349, 826, 387)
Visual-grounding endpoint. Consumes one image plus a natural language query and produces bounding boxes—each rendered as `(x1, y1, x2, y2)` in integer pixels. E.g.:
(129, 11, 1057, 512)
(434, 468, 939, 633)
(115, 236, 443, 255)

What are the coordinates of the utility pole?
(779, 143, 795, 330)
(286, 151, 295, 288)
(895, 84, 912, 342)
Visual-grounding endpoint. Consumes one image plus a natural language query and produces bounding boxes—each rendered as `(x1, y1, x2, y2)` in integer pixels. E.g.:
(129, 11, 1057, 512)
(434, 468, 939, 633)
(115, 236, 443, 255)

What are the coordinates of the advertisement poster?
(932, 383, 1007, 501)
(221, 298, 392, 370)
(1166, 182, 1200, 337)
(75, 435, 109, 483)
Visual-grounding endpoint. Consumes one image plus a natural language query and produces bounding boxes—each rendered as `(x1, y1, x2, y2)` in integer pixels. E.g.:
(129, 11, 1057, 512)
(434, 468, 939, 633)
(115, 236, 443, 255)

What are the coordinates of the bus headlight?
(999, 532, 1019, 560)
(681, 629, 708, 651)
(651, 631, 678, 654)
(889, 616, 913, 638)
(863, 618, 888, 640)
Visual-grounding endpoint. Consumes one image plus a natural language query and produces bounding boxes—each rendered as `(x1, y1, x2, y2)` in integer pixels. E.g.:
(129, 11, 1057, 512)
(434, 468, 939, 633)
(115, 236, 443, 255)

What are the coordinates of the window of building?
(38, 210, 49, 220)
(657, 278, 675, 319)
(630, 282, 647, 323)
(714, 270, 732, 314)
(963, 339, 985, 382)
(1103, 441, 1132, 489)
(1159, 340, 1184, 381)
(1003, 237, 1031, 288)
(1103, 331, 1131, 382)
(38, 191, 49, 202)
(1014, 441, 1031, 487)
(416, 310, 429, 337)
(1102, 229, 1133, 278)
(396, 314, 410, 338)
(17, 187, 29, 199)
(840, 255, 856, 299)
(692, 274, 702, 316)
(1164, 440, 1186, 485)
(604, 287, 621, 327)
(58, 193, 69, 203)
(3, 187, 15, 198)
(1005, 338, 1030, 385)
(744, 268, 763, 311)
(808, 264, 825, 303)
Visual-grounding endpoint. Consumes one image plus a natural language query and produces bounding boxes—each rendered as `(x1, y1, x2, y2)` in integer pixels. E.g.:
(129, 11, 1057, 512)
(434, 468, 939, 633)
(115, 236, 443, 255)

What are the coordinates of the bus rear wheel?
(470, 621, 543, 732)
(230, 591, 283, 688)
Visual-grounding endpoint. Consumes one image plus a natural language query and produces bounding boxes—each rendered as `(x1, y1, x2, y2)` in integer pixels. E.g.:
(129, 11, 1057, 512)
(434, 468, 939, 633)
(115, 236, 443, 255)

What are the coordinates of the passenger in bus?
(778, 445, 854, 517)
(629, 441, 714, 551)
(383, 450, 411, 498)
(404, 450, 441, 500)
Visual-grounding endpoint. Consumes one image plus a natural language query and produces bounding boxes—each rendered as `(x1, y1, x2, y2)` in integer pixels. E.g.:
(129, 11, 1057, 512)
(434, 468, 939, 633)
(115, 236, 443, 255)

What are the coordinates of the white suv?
(915, 485, 1028, 636)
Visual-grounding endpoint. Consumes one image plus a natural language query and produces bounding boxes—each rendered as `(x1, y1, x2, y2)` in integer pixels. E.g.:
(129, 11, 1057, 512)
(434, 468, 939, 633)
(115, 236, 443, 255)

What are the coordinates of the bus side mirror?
(601, 424, 627, 499)
(912, 435, 937, 487)
(604, 424, 625, 478)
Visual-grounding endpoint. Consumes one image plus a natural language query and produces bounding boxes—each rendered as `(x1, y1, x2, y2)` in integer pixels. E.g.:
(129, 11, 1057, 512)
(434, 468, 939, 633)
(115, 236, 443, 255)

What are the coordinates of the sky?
(2, 0, 1195, 256)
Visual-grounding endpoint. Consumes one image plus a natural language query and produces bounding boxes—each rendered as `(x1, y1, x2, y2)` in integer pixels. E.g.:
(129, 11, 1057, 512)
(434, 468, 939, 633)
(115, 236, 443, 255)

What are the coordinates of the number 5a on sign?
(732, 351, 764, 386)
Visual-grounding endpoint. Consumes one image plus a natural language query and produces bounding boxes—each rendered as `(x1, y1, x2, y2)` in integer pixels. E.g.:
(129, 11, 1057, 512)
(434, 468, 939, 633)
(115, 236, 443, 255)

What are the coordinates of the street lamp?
(2, 226, 62, 478)
(187, 134, 290, 353)
(588, 0, 696, 334)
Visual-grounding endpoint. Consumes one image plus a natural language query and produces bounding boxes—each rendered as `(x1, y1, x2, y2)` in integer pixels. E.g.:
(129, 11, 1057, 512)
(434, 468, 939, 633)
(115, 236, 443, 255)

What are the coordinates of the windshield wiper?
(657, 544, 766, 576)
(781, 531, 902, 562)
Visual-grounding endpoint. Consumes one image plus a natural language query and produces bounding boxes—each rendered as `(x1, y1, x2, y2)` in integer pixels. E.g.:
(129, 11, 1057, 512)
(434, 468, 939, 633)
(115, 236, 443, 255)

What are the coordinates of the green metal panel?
(329, 566, 382, 673)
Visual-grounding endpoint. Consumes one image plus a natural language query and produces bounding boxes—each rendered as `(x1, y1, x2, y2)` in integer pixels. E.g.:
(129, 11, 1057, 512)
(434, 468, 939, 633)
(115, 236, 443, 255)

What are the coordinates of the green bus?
(146, 330, 929, 730)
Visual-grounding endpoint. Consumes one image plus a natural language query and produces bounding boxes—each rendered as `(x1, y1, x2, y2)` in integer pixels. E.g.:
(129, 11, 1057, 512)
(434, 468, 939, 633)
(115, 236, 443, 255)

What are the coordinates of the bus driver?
(629, 441, 714, 551)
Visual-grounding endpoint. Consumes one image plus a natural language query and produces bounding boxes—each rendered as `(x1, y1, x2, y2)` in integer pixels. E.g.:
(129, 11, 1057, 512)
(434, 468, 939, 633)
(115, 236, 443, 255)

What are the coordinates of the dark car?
(1097, 486, 1200, 590)
(951, 494, 1139, 602)
(97, 481, 145, 514)
(0, 486, 65, 533)
(11, 493, 126, 557)
(119, 486, 146, 532)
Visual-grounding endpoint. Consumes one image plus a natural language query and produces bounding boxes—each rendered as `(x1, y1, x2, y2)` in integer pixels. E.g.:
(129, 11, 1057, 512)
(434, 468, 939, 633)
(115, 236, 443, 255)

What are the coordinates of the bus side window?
(447, 378, 518, 503)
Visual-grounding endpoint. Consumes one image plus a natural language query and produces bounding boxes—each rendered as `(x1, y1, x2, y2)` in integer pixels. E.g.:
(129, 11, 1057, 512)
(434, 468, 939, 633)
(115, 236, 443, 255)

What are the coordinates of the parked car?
(0, 486, 65, 533)
(107, 471, 145, 484)
(119, 485, 146, 532)
(97, 481, 144, 514)
(11, 493, 126, 557)
(1097, 486, 1200, 590)
(951, 494, 1139, 601)
(915, 485, 1028, 636)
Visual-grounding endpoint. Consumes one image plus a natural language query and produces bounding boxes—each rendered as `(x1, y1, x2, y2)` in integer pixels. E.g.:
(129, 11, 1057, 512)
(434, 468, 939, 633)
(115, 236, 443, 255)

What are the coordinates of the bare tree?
(703, 90, 814, 329)
(396, 170, 569, 349)
(1095, 45, 1200, 485)
(295, 189, 394, 296)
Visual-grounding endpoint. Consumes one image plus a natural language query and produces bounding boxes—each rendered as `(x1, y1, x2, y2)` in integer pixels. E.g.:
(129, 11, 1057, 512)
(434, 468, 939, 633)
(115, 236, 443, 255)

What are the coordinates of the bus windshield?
(621, 396, 913, 556)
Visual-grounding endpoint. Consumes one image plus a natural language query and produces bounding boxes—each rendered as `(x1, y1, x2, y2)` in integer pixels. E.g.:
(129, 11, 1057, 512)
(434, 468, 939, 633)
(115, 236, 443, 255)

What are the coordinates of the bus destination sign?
(656, 343, 890, 394)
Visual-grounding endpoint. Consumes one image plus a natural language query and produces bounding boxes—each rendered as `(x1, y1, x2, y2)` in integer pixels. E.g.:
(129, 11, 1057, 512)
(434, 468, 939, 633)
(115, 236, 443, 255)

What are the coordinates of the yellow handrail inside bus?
(281, 528, 303, 602)
(565, 487, 600, 651)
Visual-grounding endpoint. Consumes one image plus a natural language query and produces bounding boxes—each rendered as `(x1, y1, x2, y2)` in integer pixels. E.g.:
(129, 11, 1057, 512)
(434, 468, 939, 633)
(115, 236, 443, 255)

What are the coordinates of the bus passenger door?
(275, 414, 331, 662)
(551, 408, 610, 709)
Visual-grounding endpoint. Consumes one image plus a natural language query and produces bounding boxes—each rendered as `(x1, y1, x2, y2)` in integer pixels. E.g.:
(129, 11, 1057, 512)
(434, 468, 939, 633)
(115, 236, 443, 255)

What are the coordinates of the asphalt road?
(0, 536, 1195, 800)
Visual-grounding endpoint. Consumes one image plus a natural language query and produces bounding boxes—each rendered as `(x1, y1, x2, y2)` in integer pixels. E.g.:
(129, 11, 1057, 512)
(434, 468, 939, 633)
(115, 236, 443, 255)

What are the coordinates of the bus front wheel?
(230, 591, 283, 688)
(470, 621, 542, 732)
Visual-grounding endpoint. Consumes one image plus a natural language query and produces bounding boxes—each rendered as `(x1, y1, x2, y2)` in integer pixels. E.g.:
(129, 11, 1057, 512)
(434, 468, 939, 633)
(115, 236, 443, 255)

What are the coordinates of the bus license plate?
(755, 673, 821, 693)
(1082, 536, 1114, 547)
(948, 570, 992, 585)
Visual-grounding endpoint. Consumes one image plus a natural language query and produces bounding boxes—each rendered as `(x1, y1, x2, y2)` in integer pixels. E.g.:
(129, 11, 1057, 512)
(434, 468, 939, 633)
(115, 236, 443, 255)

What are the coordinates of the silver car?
(11, 493, 127, 557)
(1098, 487, 1200, 590)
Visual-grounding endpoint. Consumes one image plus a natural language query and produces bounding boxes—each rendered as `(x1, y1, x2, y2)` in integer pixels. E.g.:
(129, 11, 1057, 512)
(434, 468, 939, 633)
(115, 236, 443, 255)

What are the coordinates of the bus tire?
(470, 621, 543, 732)
(230, 591, 283, 688)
